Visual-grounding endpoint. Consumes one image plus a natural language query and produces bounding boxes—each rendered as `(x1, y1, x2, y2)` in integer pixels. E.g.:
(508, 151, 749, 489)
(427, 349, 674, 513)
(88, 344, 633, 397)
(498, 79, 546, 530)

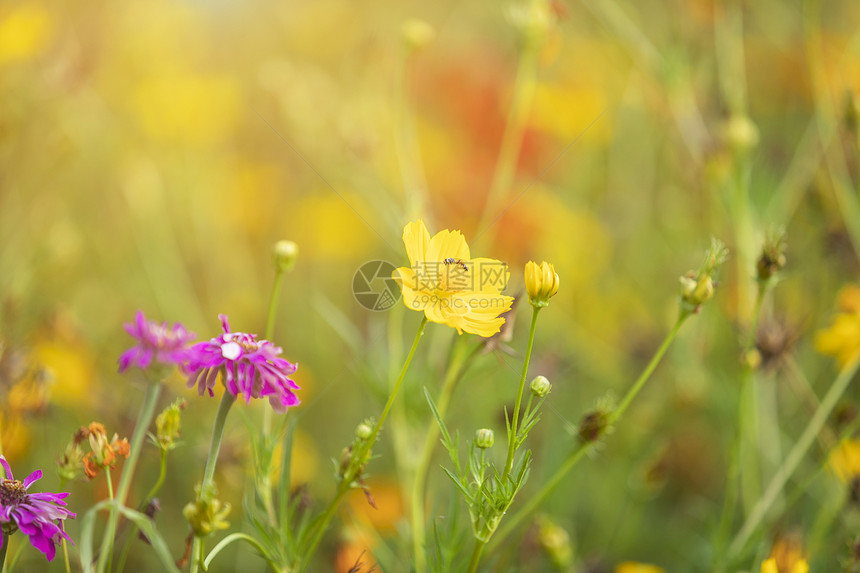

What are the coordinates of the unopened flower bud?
(183, 483, 231, 538)
(155, 398, 186, 451)
(273, 240, 299, 273)
(723, 114, 759, 154)
(537, 515, 573, 568)
(529, 375, 551, 398)
(57, 427, 87, 481)
(475, 428, 494, 449)
(506, 0, 556, 48)
(355, 422, 372, 440)
(756, 230, 787, 283)
(679, 238, 728, 314)
(401, 19, 435, 52)
(578, 409, 610, 443)
(525, 261, 559, 308)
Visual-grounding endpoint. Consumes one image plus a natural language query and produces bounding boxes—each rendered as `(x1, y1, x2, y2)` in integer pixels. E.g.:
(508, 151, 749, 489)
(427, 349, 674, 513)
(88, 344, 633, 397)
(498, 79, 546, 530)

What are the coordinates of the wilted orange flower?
(81, 422, 130, 480)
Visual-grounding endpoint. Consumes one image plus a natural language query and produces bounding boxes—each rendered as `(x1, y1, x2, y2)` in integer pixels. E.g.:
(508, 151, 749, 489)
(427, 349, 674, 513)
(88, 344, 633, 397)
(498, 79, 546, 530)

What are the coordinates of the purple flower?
(0, 456, 75, 561)
(186, 314, 300, 413)
(118, 311, 195, 373)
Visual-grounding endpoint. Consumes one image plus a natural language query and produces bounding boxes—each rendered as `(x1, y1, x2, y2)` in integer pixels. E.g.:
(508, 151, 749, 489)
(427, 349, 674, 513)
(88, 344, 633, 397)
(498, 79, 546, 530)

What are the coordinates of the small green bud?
(578, 409, 610, 443)
(529, 375, 551, 398)
(183, 483, 231, 538)
(273, 240, 299, 273)
(401, 19, 435, 52)
(723, 114, 759, 154)
(756, 229, 787, 283)
(155, 398, 186, 451)
(355, 422, 372, 440)
(679, 238, 728, 314)
(475, 428, 495, 449)
(506, 0, 556, 48)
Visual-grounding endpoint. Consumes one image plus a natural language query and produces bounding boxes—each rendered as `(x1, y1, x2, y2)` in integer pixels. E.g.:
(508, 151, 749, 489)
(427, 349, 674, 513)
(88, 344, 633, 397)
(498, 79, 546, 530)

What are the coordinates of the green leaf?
(203, 533, 271, 569)
(115, 505, 181, 573)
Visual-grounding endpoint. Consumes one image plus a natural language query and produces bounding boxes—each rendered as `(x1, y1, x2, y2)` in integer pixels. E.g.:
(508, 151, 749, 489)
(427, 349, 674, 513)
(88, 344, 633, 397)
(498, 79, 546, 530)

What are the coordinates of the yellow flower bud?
(273, 240, 299, 273)
(525, 261, 559, 308)
(401, 19, 435, 52)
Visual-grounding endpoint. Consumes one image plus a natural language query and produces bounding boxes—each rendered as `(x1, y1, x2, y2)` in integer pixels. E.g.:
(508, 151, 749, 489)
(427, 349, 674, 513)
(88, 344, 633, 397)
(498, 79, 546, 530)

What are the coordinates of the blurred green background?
(2, 0, 860, 570)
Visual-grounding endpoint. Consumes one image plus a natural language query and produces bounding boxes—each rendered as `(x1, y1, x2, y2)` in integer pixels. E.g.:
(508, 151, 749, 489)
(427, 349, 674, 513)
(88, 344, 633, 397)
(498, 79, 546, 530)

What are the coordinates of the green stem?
(466, 539, 486, 573)
(412, 343, 482, 573)
(612, 312, 689, 423)
(394, 49, 429, 222)
(504, 306, 541, 476)
(299, 316, 429, 569)
(96, 382, 163, 573)
(491, 311, 689, 551)
(262, 266, 286, 437)
(475, 36, 539, 239)
(190, 391, 237, 573)
(116, 450, 168, 573)
(1, 533, 8, 573)
(144, 450, 168, 506)
(727, 355, 860, 559)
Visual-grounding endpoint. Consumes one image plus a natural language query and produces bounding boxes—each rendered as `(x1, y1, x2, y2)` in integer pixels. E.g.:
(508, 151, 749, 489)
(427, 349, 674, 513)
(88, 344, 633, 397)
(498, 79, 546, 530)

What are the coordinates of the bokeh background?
(2, 0, 860, 570)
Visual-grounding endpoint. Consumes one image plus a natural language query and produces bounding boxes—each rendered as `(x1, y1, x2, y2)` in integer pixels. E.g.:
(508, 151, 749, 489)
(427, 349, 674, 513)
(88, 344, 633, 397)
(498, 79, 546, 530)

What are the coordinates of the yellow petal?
(402, 220, 431, 267)
(426, 228, 470, 265)
(761, 558, 778, 573)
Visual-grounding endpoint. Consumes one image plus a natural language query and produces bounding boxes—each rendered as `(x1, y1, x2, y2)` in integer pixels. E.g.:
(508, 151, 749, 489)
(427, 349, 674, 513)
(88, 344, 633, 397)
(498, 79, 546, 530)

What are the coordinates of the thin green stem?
(612, 312, 689, 423)
(504, 306, 541, 476)
(412, 342, 481, 573)
(489, 443, 590, 552)
(1, 533, 8, 573)
(97, 381, 162, 573)
(299, 316, 428, 570)
(190, 391, 237, 573)
(727, 355, 860, 559)
(116, 449, 168, 573)
(491, 311, 689, 551)
(466, 539, 486, 573)
(262, 266, 286, 438)
(394, 49, 429, 222)
(475, 38, 539, 239)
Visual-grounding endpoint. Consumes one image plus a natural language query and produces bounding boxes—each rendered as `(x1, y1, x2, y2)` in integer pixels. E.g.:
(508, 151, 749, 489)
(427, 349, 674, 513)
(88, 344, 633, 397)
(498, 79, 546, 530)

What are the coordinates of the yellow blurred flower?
(763, 533, 809, 573)
(130, 72, 240, 145)
(815, 284, 860, 367)
(0, 3, 53, 66)
(0, 413, 30, 463)
(394, 220, 514, 337)
(829, 438, 860, 483)
(761, 557, 809, 573)
(345, 477, 404, 534)
(615, 562, 664, 573)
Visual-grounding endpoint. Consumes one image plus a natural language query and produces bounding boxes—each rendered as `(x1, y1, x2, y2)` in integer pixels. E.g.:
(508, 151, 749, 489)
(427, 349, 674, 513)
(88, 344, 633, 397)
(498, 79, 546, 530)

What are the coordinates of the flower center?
(436, 258, 470, 293)
(0, 478, 26, 506)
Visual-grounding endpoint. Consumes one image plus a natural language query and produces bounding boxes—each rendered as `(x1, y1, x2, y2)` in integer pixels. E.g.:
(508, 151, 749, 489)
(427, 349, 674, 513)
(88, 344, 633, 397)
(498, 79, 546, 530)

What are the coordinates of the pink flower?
(0, 456, 75, 561)
(186, 315, 300, 413)
(118, 311, 195, 373)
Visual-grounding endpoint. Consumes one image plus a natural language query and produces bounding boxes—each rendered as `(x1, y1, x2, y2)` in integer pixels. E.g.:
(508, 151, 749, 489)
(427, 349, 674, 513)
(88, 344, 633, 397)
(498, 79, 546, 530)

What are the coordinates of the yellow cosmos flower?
(815, 284, 860, 367)
(394, 220, 513, 337)
(761, 557, 809, 573)
(828, 438, 860, 483)
(615, 562, 664, 573)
